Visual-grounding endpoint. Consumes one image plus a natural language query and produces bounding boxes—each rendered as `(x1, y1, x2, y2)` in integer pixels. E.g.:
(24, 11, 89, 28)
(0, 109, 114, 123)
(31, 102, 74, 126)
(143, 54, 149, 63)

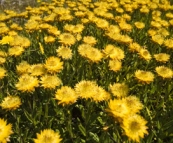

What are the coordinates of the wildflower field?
(0, 0, 173, 142)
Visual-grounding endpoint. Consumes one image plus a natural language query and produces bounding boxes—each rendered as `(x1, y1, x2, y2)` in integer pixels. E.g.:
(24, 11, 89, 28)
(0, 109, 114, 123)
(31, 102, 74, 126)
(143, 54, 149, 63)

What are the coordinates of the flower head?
(1, 96, 21, 110)
(155, 66, 173, 79)
(135, 70, 154, 84)
(108, 59, 122, 72)
(55, 86, 78, 105)
(34, 129, 62, 143)
(0, 67, 7, 79)
(121, 114, 148, 142)
(58, 33, 76, 46)
(0, 118, 13, 142)
(45, 56, 63, 74)
(56, 45, 72, 60)
(15, 74, 39, 92)
(40, 75, 62, 89)
(154, 53, 170, 63)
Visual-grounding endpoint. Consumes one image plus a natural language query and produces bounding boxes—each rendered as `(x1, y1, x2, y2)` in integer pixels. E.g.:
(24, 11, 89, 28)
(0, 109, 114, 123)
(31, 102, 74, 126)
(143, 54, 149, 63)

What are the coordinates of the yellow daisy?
(44, 36, 56, 43)
(16, 61, 30, 75)
(154, 53, 170, 63)
(122, 96, 143, 114)
(75, 80, 98, 99)
(83, 36, 97, 45)
(135, 70, 154, 84)
(155, 66, 173, 79)
(56, 45, 72, 60)
(134, 22, 145, 29)
(55, 86, 78, 105)
(108, 59, 122, 72)
(109, 83, 129, 98)
(0, 96, 21, 110)
(0, 118, 13, 142)
(0, 57, 6, 65)
(45, 56, 63, 74)
(29, 64, 45, 76)
(58, 33, 76, 46)
(15, 74, 39, 92)
(40, 75, 62, 89)
(0, 67, 7, 80)
(8, 46, 24, 57)
(34, 129, 62, 143)
(138, 48, 152, 61)
(121, 114, 148, 142)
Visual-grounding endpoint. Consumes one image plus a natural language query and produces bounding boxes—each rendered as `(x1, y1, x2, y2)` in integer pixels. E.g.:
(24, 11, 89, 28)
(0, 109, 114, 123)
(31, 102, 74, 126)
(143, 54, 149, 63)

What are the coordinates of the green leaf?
(78, 124, 86, 137)
(89, 132, 99, 142)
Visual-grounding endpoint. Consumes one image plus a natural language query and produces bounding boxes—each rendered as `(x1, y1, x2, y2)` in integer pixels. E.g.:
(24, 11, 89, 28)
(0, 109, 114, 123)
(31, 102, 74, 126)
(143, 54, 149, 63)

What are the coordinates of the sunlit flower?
(135, 70, 154, 84)
(55, 86, 78, 105)
(15, 74, 39, 92)
(128, 42, 142, 52)
(122, 96, 143, 114)
(83, 36, 97, 45)
(56, 45, 72, 60)
(75, 80, 98, 99)
(155, 66, 173, 79)
(134, 22, 145, 29)
(58, 33, 76, 45)
(0, 96, 21, 110)
(16, 61, 30, 75)
(109, 83, 129, 98)
(44, 36, 56, 43)
(8, 46, 24, 57)
(0, 118, 13, 142)
(40, 74, 62, 89)
(0, 67, 7, 79)
(45, 56, 63, 74)
(138, 48, 152, 61)
(108, 59, 122, 72)
(0, 36, 14, 45)
(29, 64, 45, 76)
(34, 129, 62, 143)
(154, 53, 170, 63)
(121, 114, 148, 142)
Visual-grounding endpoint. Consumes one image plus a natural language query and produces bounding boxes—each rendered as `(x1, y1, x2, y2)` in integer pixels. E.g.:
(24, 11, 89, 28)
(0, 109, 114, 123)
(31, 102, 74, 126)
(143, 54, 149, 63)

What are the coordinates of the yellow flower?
(119, 21, 132, 32)
(0, 118, 13, 142)
(34, 129, 62, 143)
(10, 23, 23, 31)
(75, 80, 98, 99)
(155, 66, 173, 79)
(56, 45, 72, 60)
(121, 114, 148, 142)
(44, 36, 56, 43)
(134, 22, 145, 29)
(71, 24, 84, 33)
(103, 44, 125, 60)
(0, 96, 21, 110)
(107, 99, 130, 120)
(138, 48, 152, 61)
(95, 18, 109, 29)
(83, 36, 97, 45)
(0, 57, 6, 65)
(47, 26, 60, 36)
(8, 46, 24, 57)
(151, 34, 164, 45)
(15, 74, 39, 92)
(92, 86, 110, 102)
(154, 53, 170, 63)
(135, 70, 154, 84)
(0, 36, 14, 45)
(40, 75, 62, 89)
(109, 83, 129, 98)
(122, 96, 143, 114)
(128, 42, 142, 52)
(55, 86, 78, 105)
(108, 59, 122, 72)
(45, 56, 63, 74)
(29, 64, 45, 76)
(16, 61, 30, 75)
(0, 67, 6, 80)
(58, 33, 76, 45)
(164, 38, 173, 49)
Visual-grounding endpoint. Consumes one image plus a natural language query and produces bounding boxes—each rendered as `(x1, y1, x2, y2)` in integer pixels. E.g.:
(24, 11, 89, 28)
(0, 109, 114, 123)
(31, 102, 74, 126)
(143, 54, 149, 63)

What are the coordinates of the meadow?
(0, 0, 173, 142)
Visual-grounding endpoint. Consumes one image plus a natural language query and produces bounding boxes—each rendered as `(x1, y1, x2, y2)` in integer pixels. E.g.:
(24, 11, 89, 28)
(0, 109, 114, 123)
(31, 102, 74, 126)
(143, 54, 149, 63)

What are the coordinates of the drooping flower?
(0, 118, 13, 142)
(0, 96, 21, 110)
(45, 56, 63, 74)
(34, 129, 62, 143)
(15, 74, 39, 92)
(121, 114, 148, 142)
(55, 86, 78, 105)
